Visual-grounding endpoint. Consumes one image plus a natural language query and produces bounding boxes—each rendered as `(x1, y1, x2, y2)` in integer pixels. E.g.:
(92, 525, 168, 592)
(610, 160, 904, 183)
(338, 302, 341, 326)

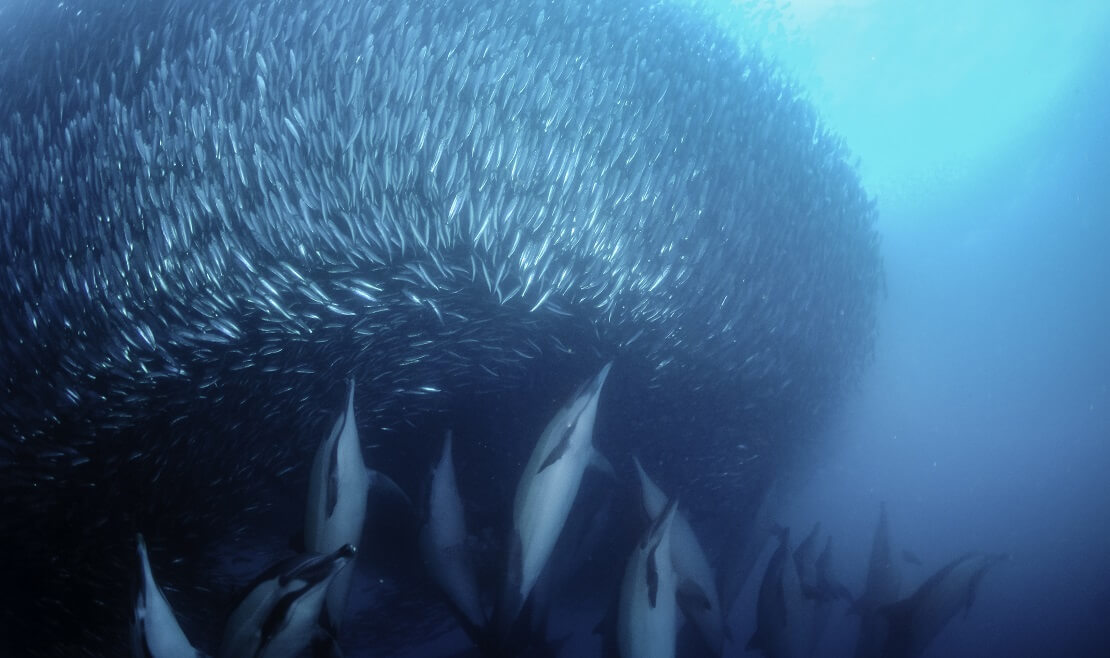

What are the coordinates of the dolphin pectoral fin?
(367, 469, 412, 508)
(588, 448, 615, 479)
(676, 578, 712, 614)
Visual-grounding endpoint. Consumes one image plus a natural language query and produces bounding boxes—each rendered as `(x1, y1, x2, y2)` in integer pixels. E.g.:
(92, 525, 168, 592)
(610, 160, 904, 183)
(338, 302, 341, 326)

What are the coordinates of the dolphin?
(131, 534, 205, 658)
(720, 481, 779, 617)
(854, 503, 900, 612)
(498, 362, 613, 635)
(747, 527, 812, 658)
(815, 535, 852, 604)
(879, 552, 1006, 658)
(420, 430, 487, 634)
(792, 522, 823, 598)
(619, 499, 681, 658)
(852, 502, 902, 658)
(529, 482, 615, 644)
(806, 535, 851, 657)
(304, 378, 405, 633)
(632, 458, 726, 655)
(219, 545, 355, 658)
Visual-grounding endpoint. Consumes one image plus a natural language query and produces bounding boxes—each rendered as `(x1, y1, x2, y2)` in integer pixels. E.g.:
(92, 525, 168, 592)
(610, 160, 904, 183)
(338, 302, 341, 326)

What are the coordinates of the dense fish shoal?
(0, 0, 881, 654)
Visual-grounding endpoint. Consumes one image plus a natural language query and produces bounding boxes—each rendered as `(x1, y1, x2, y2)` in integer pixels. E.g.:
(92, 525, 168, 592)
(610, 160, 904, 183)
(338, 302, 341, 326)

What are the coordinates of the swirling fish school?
(0, 0, 880, 655)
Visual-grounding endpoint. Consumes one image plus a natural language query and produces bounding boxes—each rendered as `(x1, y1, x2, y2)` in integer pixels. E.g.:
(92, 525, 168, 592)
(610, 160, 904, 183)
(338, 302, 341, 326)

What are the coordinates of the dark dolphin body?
(879, 552, 1006, 658)
(853, 503, 902, 658)
(0, 0, 880, 654)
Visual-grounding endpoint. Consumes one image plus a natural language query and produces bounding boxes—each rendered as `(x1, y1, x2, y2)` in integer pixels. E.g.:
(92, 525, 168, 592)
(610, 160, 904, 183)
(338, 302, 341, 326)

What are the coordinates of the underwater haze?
(771, 1, 1110, 657)
(0, 0, 1107, 657)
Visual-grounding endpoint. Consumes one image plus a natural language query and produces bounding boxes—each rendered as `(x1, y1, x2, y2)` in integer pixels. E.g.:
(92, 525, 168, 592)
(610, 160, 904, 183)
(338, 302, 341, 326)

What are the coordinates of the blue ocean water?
(0, 1, 1107, 657)
(769, 3, 1110, 656)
